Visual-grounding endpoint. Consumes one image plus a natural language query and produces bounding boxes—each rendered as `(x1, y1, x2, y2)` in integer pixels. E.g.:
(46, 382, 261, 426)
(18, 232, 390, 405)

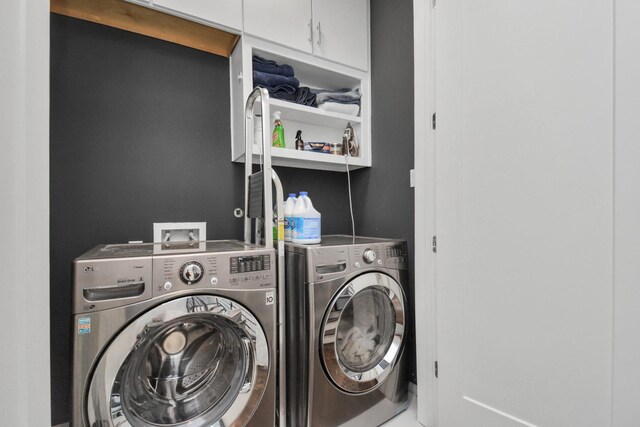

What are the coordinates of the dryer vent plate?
(153, 222, 207, 243)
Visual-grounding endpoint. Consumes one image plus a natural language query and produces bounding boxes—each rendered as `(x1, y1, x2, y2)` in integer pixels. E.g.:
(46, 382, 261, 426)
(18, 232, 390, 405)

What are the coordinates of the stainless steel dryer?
(71, 240, 277, 427)
(285, 235, 409, 427)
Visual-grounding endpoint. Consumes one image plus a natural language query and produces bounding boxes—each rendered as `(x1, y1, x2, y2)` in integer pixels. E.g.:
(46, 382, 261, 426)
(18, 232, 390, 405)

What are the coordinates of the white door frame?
(612, 0, 640, 424)
(413, 0, 437, 426)
(1, 0, 51, 425)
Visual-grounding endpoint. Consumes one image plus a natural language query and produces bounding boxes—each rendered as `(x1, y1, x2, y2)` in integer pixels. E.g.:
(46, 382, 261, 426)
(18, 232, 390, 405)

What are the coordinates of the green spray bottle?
(272, 111, 285, 148)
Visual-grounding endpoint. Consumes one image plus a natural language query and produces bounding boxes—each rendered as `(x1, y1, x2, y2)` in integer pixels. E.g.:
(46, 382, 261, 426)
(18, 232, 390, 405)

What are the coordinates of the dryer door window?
(321, 272, 406, 394)
(86, 295, 269, 427)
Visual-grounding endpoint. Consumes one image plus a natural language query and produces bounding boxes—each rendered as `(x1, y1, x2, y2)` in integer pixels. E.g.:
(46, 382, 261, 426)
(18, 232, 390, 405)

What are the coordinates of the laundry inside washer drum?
(110, 313, 250, 426)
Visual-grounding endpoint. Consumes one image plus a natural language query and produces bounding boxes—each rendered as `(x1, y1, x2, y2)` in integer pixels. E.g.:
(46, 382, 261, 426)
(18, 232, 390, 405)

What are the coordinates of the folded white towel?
(318, 102, 360, 117)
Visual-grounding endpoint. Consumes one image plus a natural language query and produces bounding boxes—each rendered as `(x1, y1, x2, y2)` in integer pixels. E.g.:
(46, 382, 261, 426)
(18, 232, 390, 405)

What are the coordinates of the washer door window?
(321, 272, 405, 393)
(86, 295, 269, 427)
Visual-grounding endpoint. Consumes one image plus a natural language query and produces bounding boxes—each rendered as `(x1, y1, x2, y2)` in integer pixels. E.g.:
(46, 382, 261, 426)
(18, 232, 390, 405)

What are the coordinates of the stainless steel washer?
(71, 240, 277, 427)
(285, 235, 410, 427)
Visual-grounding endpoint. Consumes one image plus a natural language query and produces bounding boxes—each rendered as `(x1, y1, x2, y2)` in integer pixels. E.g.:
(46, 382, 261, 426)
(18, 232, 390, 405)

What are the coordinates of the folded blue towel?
(253, 70, 300, 95)
(311, 88, 361, 105)
(253, 55, 295, 77)
(272, 86, 317, 107)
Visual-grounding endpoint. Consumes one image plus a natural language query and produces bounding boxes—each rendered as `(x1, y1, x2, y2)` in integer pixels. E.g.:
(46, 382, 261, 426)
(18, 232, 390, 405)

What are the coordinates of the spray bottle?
(272, 111, 285, 148)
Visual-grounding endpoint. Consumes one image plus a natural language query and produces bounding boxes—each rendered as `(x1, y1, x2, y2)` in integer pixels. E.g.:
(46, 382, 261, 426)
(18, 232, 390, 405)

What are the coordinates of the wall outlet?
(153, 222, 207, 243)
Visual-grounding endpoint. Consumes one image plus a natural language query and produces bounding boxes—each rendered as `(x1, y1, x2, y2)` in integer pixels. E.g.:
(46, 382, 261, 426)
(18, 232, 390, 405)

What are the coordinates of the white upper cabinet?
(151, 0, 243, 32)
(312, 0, 368, 70)
(243, 0, 369, 71)
(243, 0, 314, 53)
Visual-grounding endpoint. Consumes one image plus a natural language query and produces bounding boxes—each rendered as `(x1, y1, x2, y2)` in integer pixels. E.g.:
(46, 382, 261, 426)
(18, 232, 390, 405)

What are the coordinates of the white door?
(243, 0, 313, 53)
(312, 0, 369, 70)
(435, 1, 613, 426)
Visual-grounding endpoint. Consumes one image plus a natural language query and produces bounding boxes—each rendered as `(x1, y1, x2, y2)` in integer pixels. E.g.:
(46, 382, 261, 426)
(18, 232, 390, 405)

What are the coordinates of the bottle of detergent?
(284, 193, 297, 242)
(272, 111, 285, 148)
(291, 191, 321, 244)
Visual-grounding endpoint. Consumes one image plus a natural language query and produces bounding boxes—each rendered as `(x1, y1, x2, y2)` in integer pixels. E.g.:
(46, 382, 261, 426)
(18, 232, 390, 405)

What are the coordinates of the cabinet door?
(312, 0, 368, 70)
(243, 0, 313, 53)
(153, 0, 243, 32)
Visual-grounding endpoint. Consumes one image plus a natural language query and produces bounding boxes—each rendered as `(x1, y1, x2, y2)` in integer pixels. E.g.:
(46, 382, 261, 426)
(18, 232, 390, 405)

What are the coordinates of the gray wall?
(50, 3, 415, 422)
(50, 15, 352, 424)
(353, 0, 415, 382)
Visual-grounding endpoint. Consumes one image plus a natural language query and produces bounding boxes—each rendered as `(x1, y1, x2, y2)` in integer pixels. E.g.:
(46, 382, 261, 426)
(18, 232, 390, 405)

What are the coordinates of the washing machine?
(71, 240, 277, 427)
(285, 235, 409, 427)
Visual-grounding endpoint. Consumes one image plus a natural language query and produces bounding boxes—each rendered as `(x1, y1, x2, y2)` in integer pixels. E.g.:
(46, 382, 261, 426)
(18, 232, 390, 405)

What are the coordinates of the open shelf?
(230, 36, 371, 171)
(269, 99, 361, 128)
(252, 47, 362, 90)
(240, 147, 368, 172)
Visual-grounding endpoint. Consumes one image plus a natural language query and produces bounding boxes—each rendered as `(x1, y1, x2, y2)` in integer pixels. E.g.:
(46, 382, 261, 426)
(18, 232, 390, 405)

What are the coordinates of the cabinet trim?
(50, 0, 239, 57)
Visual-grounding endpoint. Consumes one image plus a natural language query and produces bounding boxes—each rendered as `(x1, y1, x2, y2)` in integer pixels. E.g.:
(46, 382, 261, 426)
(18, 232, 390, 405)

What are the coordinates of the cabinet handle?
(308, 19, 313, 45)
(316, 21, 321, 46)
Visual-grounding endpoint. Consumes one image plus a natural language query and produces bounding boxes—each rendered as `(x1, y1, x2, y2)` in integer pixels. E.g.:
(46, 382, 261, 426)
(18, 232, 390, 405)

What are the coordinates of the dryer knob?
(180, 261, 204, 284)
(363, 249, 377, 264)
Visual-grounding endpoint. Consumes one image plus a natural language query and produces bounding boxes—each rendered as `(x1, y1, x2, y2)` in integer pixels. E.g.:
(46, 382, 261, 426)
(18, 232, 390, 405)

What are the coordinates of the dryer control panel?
(303, 241, 408, 283)
(350, 243, 408, 271)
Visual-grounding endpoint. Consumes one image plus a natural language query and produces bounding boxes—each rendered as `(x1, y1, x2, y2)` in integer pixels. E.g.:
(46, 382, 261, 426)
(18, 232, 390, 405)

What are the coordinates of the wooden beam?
(51, 0, 239, 57)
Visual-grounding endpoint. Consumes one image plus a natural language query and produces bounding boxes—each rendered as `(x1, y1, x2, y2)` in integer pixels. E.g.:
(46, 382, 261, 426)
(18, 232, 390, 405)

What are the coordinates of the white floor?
(380, 392, 421, 427)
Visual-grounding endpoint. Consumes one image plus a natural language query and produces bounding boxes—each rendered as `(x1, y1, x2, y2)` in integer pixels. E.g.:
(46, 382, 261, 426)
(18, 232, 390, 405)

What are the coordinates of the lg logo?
(266, 292, 275, 306)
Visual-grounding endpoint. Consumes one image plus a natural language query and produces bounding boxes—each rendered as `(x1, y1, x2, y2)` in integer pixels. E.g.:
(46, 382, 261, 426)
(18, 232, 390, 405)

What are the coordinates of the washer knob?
(163, 281, 173, 291)
(180, 261, 204, 284)
(363, 249, 377, 264)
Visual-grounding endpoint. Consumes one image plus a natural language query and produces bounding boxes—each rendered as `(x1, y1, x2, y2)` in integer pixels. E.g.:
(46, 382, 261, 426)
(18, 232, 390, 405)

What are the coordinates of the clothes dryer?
(71, 240, 276, 427)
(285, 235, 409, 427)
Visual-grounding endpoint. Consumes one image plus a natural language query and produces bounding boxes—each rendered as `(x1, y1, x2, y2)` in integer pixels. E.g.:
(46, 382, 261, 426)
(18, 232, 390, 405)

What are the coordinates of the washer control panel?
(153, 249, 275, 296)
(179, 261, 204, 285)
(230, 255, 271, 274)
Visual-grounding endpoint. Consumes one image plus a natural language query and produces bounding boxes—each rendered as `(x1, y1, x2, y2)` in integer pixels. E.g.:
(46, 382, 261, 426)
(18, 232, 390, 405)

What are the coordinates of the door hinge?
(432, 113, 436, 130)
(432, 235, 437, 253)
(435, 361, 439, 378)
